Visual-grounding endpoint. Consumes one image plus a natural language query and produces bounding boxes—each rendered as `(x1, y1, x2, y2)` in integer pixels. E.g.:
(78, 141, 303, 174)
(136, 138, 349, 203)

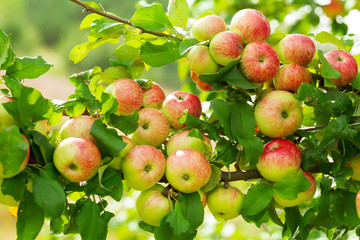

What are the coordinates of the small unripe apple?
(209, 31, 243, 66)
(187, 45, 219, 75)
(59, 116, 96, 143)
(190, 15, 227, 42)
(273, 63, 313, 91)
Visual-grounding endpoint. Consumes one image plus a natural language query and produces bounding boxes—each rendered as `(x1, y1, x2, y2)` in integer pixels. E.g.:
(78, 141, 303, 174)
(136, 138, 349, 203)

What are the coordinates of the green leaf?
(166, 203, 190, 235)
(75, 199, 110, 240)
(80, 13, 105, 30)
(237, 137, 263, 166)
(16, 190, 45, 240)
(138, 220, 156, 233)
(0, 126, 29, 177)
(177, 192, 204, 232)
(131, 3, 174, 32)
(224, 67, 258, 90)
(108, 111, 139, 135)
(314, 31, 347, 51)
(50, 216, 66, 235)
(90, 19, 123, 34)
(6, 56, 52, 79)
(29, 130, 55, 164)
(267, 32, 287, 46)
(231, 102, 255, 139)
(74, 83, 101, 114)
(273, 170, 310, 200)
(284, 207, 301, 237)
(199, 60, 239, 85)
(210, 99, 233, 139)
(32, 165, 66, 218)
(240, 183, 273, 216)
(299, 209, 316, 240)
(1, 173, 26, 202)
(179, 38, 199, 56)
(0, 29, 15, 70)
(90, 119, 127, 157)
(100, 93, 118, 121)
(140, 40, 183, 67)
(200, 165, 221, 192)
(179, 112, 220, 141)
(167, 0, 189, 28)
(113, 40, 142, 69)
(214, 138, 239, 168)
(350, 73, 360, 90)
(318, 50, 341, 79)
(242, 206, 270, 228)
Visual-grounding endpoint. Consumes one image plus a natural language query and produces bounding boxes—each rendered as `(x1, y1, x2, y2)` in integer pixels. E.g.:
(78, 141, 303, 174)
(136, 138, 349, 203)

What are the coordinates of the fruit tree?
(0, 0, 360, 239)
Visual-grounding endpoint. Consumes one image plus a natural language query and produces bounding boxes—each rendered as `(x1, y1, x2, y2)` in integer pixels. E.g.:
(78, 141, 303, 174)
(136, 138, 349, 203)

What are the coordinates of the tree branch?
(69, 0, 183, 42)
(220, 169, 262, 181)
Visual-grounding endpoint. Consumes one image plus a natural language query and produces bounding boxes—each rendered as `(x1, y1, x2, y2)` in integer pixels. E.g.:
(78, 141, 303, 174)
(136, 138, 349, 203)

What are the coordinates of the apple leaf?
(201, 165, 221, 193)
(214, 137, 239, 167)
(90, 19, 124, 34)
(50, 216, 66, 235)
(29, 130, 55, 164)
(177, 192, 204, 232)
(59, 100, 87, 118)
(131, 3, 174, 32)
(113, 40, 142, 69)
(100, 92, 118, 122)
(240, 183, 274, 216)
(267, 32, 287, 46)
(33, 165, 66, 218)
(273, 170, 310, 200)
(241, 205, 270, 228)
(0, 28, 15, 70)
(16, 190, 45, 240)
(165, 203, 190, 235)
(237, 137, 264, 166)
(299, 209, 317, 240)
(315, 31, 347, 51)
(199, 60, 239, 84)
(167, 0, 189, 29)
(187, 128, 205, 141)
(6, 56, 52, 80)
(231, 102, 256, 140)
(284, 207, 301, 238)
(350, 73, 360, 90)
(210, 99, 233, 139)
(140, 40, 183, 67)
(108, 111, 139, 135)
(1, 172, 27, 201)
(179, 38, 199, 55)
(179, 112, 220, 141)
(318, 50, 341, 79)
(74, 83, 101, 114)
(138, 220, 156, 233)
(224, 67, 258, 90)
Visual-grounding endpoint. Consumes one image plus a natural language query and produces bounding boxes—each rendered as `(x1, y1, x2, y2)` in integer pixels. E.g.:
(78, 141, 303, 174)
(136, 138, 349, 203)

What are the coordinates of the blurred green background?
(0, 0, 359, 239)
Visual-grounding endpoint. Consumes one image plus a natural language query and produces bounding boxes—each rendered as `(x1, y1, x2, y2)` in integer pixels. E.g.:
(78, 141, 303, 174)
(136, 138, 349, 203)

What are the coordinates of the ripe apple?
(344, 153, 360, 181)
(190, 15, 227, 42)
(165, 149, 211, 193)
(53, 137, 102, 182)
(275, 34, 316, 66)
(240, 41, 280, 83)
(191, 71, 216, 92)
(273, 170, 316, 207)
(209, 31, 244, 66)
(207, 184, 244, 220)
(0, 95, 17, 127)
(59, 115, 96, 143)
(273, 63, 313, 91)
(324, 50, 358, 86)
(142, 82, 166, 109)
(187, 45, 219, 75)
(132, 107, 170, 147)
(135, 184, 172, 226)
(254, 90, 303, 138)
(256, 139, 302, 182)
(162, 91, 202, 129)
(108, 136, 135, 170)
(105, 78, 143, 115)
(230, 9, 271, 44)
(323, 0, 344, 18)
(166, 129, 212, 159)
(356, 190, 360, 219)
(122, 145, 165, 191)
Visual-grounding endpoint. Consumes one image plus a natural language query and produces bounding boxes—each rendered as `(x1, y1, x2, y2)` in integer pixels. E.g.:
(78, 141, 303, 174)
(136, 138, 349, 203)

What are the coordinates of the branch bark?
(69, 0, 183, 42)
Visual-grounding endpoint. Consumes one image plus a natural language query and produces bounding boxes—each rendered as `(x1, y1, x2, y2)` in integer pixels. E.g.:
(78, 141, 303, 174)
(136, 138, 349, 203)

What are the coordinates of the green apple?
(109, 136, 135, 170)
(122, 145, 165, 191)
(135, 184, 172, 226)
(207, 184, 245, 220)
(59, 115, 97, 143)
(187, 45, 219, 76)
(190, 15, 227, 42)
(0, 95, 17, 127)
(345, 154, 360, 181)
(33, 119, 51, 138)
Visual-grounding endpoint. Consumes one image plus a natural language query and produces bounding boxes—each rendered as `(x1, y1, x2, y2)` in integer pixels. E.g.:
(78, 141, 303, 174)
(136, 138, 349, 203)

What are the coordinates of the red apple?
(273, 63, 313, 91)
(324, 50, 358, 86)
(162, 91, 202, 129)
(273, 170, 316, 207)
(187, 45, 219, 75)
(108, 136, 135, 170)
(59, 116, 96, 143)
(323, 0, 344, 18)
(142, 82, 166, 109)
(190, 15, 227, 42)
(191, 71, 215, 92)
(256, 139, 302, 182)
(275, 34, 316, 66)
(132, 107, 170, 147)
(207, 184, 244, 220)
(344, 154, 360, 181)
(165, 149, 211, 193)
(105, 78, 143, 115)
(240, 41, 280, 83)
(0, 95, 17, 127)
(254, 90, 303, 138)
(166, 129, 212, 159)
(230, 9, 271, 44)
(53, 137, 102, 182)
(209, 31, 244, 66)
(135, 184, 172, 226)
(122, 145, 165, 191)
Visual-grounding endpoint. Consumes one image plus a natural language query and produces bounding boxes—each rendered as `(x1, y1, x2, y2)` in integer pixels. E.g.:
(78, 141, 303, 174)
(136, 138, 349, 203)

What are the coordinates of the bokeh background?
(0, 0, 360, 239)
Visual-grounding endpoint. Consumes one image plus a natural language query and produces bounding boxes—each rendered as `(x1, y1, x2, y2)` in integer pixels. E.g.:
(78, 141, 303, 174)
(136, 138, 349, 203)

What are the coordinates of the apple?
(275, 34, 316, 66)
(256, 139, 302, 182)
(108, 136, 135, 170)
(209, 31, 244, 66)
(230, 9, 271, 44)
(105, 78, 143, 115)
(190, 15, 227, 42)
(324, 50, 358, 86)
(198, 189, 207, 207)
(132, 107, 170, 147)
(33, 119, 51, 138)
(166, 129, 212, 159)
(59, 115, 96, 143)
(165, 149, 211, 193)
(142, 82, 166, 109)
(187, 45, 219, 75)
(162, 91, 202, 129)
(254, 90, 303, 138)
(323, 0, 344, 18)
(207, 184, 244, 220)
(356, 189, 360, 219)
(191, 71, 216, 92)
(135, 184, 172, 226)
(273, 63, 313, 91)
(273, 170, 316, 207)
(238, 153, 257, 171)
(122, 145, 165, 191)
(240, 41, 280, 83)
(344, 153, 360, 181)
(53, 137, 102, 182)
(0, 95, 17, 127)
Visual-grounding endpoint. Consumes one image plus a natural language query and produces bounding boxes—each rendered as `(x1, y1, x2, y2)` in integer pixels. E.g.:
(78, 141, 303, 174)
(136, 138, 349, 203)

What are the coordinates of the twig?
(69, 0, 183, 42)
(297, 124, 328, 132)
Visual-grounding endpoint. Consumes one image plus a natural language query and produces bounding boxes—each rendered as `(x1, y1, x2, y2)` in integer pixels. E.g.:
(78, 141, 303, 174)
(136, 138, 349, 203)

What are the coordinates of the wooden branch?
(69, 0, 183, 42)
